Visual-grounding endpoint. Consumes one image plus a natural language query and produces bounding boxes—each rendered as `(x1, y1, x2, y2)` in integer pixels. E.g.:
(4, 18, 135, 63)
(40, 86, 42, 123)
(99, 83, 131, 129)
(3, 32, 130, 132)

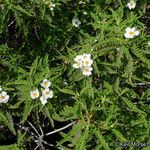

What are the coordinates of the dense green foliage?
(0, 0, 150, 149)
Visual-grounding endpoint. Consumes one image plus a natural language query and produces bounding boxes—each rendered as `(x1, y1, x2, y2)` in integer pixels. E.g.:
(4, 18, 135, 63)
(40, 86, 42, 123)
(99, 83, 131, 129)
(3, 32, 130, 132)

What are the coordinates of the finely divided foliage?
(0, 0, 150, 149)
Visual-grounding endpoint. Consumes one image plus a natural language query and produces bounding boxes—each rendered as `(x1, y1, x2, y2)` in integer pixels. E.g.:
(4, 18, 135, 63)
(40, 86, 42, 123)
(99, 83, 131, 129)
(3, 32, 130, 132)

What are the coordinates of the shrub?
(0, 0, 150, 149)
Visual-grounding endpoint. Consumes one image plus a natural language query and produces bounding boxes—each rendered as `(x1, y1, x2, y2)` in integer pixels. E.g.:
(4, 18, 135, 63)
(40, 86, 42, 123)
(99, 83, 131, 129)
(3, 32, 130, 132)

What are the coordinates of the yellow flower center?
(0, 96, 5, 100)
(77, 62, 81, 66)
(130, 2, 134, 6)
(44, 81, 48, 87)
(85, 68, 90, 72)
(129, 31, 135, 36)
(85, 61, 89, 65)
(33, 93, 38, 97)
(46, 91, 50, 95)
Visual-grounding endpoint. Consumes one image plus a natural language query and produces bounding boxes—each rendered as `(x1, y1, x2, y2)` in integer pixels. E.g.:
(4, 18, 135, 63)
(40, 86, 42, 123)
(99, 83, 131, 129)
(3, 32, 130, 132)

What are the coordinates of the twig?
(42, 140, 57, 147)
(30, 131, 38, 139)
(135, 82, 150, 86)
(34, 26, 41, 41)
(34, 143, 40, 150)
(133, 100, 150, 104)
(28, 121, 41, 137)
(8, 20, 15, 27)
(45, 121, 77, 136)
(40, 126, 44, 137)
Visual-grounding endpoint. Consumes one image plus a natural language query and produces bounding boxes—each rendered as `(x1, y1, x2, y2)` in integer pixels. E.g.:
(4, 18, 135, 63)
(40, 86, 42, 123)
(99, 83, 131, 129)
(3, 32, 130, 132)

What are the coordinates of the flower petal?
(135, 31, 139, 36)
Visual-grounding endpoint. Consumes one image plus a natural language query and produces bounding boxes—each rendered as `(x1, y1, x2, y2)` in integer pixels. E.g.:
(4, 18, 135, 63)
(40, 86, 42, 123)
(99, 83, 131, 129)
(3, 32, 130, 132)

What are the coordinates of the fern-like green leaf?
(123, 97, 146, 115)
(94, 129, 110, 150)
(0, 112, 16, 135)
(56, 87, 76, 96)
(0, 144, 19, 150)
(132, 48, 150, 64)
(29, 57, 39, 76)
(112, 129, 127, 142)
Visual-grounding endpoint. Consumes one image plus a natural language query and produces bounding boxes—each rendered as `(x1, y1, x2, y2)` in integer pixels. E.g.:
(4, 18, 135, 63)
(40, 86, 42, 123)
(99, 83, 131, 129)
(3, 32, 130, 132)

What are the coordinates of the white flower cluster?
(30, 79, 54, 105)
(124, 27, 139, 39)
(42, 0, 55, 10)
(127, 0, 136, 10)
(73, 53, 93, 76)
(0, 85, 9, 104)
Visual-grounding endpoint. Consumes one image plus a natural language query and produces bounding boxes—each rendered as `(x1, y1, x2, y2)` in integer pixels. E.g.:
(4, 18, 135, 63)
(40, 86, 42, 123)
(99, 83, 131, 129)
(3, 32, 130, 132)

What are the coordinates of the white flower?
(63, 82, 68, 86)
(74, 55, 83, 62)
(45, 1, 48, 4)
(82, 67, 93, 76)
(40, 96, 48, 105)
(91, 48, 94, 51)
(73, 55, 84, 68)
(41, 79, 51, 88)
(83, 11, 87, 15)
(42, 88, 53, 99)
(116, 48, 120, 51)
(124, 27, 139, 39)
(73, 61, 83, 68)
(0, 91, 9, 103)
(30, 89, 40, 99)
(49, 3, 56, 10)
(73, 53, 94, 76)
(50, 3, 55, 7)
(72, 18, 81, 27)
(82, 53, 91, 59)
(0, 86, 2, 92)
(127, 0, 136, 10)
(82, 58, 93, 67)
(79, 1, 83, 4)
